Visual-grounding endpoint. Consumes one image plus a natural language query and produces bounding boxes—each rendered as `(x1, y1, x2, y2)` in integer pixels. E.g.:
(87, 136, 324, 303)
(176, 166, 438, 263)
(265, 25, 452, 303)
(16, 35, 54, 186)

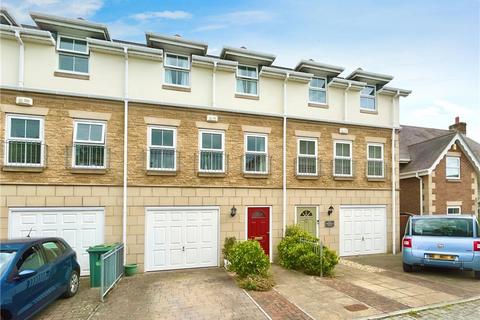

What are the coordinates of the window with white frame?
(244, 134, 267, 174)
(447, 206, 461, 215)
(367, 143, 384, 177)
(297, 138, 317, 175)
(164, 53, 190, 87)
(5, 115, 44, 166)
(236, 65, 258, 95)
(73, 121, 106, 168)
(446, 156, 460, 179)
(57, 36, 89, 74)
(199, 130, 224, 172)
(360, 85, 376, 111)
(334, 141, 352, 176)
(148, 127, 176, 171)
(309, 77, 327, 104)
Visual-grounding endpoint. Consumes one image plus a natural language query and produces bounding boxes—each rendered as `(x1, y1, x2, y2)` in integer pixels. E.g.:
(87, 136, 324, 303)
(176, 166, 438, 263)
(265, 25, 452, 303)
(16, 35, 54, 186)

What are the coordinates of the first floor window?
(58, 36, 89, 74)
(309, 77, 327, 104)
(148, 126, 176, 171)
(164, 53, 190, 86)
(199, 130, 224, 172)
(367, 143, 384, 177)
(334, 141, 352, 176)
(244, 134, 267, 173)
(446, 156, 460, 179)
(5, 115, 44, 166)
(297, 138, 317, 175)
(447, 206, 461, 215)
(73, 121, 106, 168)
(236, 65, 258, 95)
(360, 85, 376, 111)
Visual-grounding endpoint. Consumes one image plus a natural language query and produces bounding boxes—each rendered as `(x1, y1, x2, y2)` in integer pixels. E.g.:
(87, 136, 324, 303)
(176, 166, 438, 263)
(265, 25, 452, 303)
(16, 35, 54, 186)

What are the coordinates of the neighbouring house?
(0, 10, 411, 274)
(399, 118, 480, 216)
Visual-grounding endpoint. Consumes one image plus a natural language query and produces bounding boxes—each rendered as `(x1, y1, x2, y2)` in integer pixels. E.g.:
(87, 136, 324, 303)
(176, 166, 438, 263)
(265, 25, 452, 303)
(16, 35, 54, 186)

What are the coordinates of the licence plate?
(426, 254, 456, 261)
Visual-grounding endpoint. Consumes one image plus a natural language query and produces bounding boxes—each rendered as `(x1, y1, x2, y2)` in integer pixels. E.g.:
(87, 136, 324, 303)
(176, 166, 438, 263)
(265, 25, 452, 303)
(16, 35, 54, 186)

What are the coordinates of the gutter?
(14, 30, 24, 88)
(415, 172, 423, 215)
(122, 47, 129, 263)
(282, 72, 290, 237)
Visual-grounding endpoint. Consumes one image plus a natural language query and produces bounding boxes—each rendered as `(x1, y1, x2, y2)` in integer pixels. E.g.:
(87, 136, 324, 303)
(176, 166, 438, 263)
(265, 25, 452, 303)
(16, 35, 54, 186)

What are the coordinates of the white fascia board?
(0, 24, 55, 45)
(379, 86, 412, 97)
(191, 55, 237, 71)
(220, 46, 276, 64)
(259, 67, 313, 82)
(87, 38, 163, 60)
(329, 78, 366, 91)
(146, 32, 208, 54)
(399, 170, 429, 179)
(346, 68, 394, 82)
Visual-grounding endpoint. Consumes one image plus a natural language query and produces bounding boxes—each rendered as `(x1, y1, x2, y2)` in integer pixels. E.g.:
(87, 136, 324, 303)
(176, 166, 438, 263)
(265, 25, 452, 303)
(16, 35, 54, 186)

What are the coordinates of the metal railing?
(4, 140, 46, 167)
(66, 145, 109, 169)
(300, 238, 324, 277)
(197, 151, 226, 173)
(332, 159, 356, 177)
(147, 148, 177, 171)
(296, 156, 319, 176)
(243, 153, 269, 174)
(100, 243, 124, 302)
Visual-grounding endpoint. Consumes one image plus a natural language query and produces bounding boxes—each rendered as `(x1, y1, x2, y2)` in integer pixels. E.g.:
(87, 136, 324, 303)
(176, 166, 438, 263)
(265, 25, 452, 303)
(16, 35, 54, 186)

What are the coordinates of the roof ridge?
(407, 131, 456, 147)
(400, 124, 450, 132)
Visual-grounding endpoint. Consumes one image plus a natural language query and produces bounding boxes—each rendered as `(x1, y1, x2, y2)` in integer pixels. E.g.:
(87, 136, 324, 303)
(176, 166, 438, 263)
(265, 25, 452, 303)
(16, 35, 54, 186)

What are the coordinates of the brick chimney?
(449, 116, 467, 135)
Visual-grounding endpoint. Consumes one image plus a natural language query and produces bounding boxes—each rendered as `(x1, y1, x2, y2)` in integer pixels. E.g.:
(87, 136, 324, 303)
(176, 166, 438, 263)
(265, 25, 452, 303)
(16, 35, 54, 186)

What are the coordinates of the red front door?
(247, 207, 270, 256)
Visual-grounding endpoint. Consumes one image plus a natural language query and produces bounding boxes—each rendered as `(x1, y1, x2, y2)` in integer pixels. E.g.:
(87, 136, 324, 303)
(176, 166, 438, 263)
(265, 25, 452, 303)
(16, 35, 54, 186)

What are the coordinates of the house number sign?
(325, 221, 335, 228)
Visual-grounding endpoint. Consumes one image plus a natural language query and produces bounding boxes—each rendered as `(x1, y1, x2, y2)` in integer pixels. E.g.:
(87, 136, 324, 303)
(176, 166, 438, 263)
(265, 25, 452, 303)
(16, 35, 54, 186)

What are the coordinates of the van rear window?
(412, 218, 474, 237)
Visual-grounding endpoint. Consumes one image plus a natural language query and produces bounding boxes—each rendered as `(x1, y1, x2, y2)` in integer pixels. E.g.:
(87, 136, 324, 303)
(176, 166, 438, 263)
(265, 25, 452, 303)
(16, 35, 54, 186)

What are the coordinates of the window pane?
(361, 86, 375, 96)
(10, 118, 26, 138)
(368, 160, 383, 176)
(165, 69, 189, 86)
(310, 78, 326, 89)
(75, 144, 105, 167)
(24, 120, 40, 139)
(202, 133, 212, 149)
(19, 248, 45, 272)
(89, 124, 103, 142)
(247, 136, 265, 152)
(236, 79, 257, 95)
(336, 143, 350, 157)
(245, 153, 267, 172)
(298, 157, 316, 174)
(299, 140, 315, 155)
(369, 145, 382, 159)
(335, 158, 351, 175)
(59, 37, 74, 51)
(309, 89, 326, 104)
(211, 134, 222, 149)
(73, 40, 87, 53)
(150, 149, 175, 169)
(446, 168, 459, 178)
(360, 97, 375, 110)
(412, 218, 473, 237)
(59, 54, 74, 71)
(446, 157, 459, 167)
(162, 130, 174, 147)
(200, 151, 223, 171)
(238, 66, 257, 78)
(74, 56, 89, 73)
(76, 123, 90, 141)
(166, 54, 189, 68)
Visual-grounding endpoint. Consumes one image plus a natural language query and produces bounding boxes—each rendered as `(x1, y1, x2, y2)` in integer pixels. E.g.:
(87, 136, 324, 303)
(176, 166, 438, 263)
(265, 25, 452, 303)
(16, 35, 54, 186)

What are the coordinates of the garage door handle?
(182, 246, 185, 251)
(362, 236, 365, 241)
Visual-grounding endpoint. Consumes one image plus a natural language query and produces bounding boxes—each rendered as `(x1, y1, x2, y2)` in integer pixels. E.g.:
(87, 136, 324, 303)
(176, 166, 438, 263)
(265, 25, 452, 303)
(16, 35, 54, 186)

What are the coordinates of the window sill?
(162, 84, 191, 92)
(235, 93, 259, 100)
(69, 168, 107, 174)
(360, 109, 378, 115)
(146, 170, 177, 176)
(243, 173, 269, 179)
(197, 172, 226, 178)
(308, 102, 328, 109)
(333, 175, 354, 181)
(446, 178, 461, 183)
(54, 71, 90, 80)
(367, 177, 386, 182)
(296, 174, 319, 180)
(2, 166, 44, 172)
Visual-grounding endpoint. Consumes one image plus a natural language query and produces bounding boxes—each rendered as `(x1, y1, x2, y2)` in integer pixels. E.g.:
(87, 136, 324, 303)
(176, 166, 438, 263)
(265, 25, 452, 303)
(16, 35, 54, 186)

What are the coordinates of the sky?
(4, 0, 480, 141)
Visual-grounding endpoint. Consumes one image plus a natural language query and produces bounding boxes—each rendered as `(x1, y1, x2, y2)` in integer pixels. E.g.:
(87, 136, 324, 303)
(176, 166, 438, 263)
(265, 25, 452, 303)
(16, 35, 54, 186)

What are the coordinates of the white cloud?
(194, 10, 273, 32)
(131, 10, 192, 21)
(2, 0, 103, 23)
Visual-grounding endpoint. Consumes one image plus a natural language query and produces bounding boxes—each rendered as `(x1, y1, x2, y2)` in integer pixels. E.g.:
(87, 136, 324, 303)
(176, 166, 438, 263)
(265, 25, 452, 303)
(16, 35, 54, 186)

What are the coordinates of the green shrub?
(229, 240, 270, 278)
(222, 236, 236, 261)
(278, 225, 339, 276)
(237, 273, 275, 291)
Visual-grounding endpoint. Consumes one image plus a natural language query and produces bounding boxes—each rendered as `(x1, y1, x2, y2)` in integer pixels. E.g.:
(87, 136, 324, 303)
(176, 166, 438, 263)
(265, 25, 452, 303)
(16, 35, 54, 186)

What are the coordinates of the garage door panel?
(153, 250, 166, 267)
(153, 227, 167, 245)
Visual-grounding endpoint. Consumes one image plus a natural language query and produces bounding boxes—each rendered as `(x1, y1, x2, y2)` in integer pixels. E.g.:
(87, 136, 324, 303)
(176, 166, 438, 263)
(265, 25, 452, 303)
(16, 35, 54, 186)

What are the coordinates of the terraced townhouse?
(0, 10, 411, 274)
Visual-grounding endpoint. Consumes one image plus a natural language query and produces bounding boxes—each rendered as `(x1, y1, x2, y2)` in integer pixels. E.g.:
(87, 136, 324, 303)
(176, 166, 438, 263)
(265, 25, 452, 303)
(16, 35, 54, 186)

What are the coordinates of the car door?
(12, 245, 52, 320)
(40, 241, 71, 298)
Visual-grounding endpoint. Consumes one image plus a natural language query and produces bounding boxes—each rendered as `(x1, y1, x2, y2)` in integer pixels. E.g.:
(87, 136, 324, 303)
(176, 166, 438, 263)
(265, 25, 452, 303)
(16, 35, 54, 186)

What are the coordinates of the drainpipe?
(391, 90, 400, 255)
(212, 61, 217, 107)
(282, 73, 290, 237)
(343, 81, 351, 121)
(122, 47, 129, 263)
(415, 172, 423, 215)
(14, 30, 24, 88)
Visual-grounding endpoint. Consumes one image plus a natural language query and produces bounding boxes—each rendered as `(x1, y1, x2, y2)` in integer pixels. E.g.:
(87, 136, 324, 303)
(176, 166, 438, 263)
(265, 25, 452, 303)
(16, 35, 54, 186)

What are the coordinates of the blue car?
(0, 238, 80, 320)
(402, 215, 480, 279)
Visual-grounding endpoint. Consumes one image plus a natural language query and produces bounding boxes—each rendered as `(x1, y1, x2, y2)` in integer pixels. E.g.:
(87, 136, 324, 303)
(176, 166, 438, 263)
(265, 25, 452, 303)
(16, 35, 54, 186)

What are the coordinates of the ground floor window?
(447, 206, 461, 215)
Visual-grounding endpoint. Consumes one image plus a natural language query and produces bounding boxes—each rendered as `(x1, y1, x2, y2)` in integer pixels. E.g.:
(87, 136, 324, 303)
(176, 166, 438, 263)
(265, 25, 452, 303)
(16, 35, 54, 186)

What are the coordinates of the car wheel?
(475, 271, 480, 280)
(63, 270, 80, 298)
(403, 262, 413, 272)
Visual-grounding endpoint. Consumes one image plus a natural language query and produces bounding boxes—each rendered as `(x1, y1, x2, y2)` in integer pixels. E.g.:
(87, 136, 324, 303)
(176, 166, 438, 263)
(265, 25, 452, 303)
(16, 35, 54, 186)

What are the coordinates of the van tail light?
(403, 238, 412, 248)
(474, 241, 480, 252)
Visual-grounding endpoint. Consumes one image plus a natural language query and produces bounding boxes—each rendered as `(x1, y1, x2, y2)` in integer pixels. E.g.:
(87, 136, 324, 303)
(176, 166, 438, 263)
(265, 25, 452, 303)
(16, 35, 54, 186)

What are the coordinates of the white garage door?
(9, 207, 104, 275)
(145, 207, 218, 272)
(340, 205, 387, 256)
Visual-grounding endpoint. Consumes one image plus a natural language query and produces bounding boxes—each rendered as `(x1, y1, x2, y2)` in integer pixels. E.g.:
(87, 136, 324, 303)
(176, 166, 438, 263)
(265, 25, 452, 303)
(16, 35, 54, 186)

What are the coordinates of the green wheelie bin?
(87, 244, 116, 287)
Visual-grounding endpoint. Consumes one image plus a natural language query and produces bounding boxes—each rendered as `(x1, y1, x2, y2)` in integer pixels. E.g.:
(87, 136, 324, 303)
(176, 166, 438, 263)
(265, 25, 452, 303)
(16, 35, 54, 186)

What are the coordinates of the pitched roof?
(399, 125, 480, 174)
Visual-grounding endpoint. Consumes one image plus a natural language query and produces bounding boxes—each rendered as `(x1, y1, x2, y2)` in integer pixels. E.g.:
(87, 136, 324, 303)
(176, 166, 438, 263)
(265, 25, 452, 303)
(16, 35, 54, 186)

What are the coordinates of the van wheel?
(63, 270, 80, 298)
(475, 271, 480, 280)
(403, 263, 413, 272)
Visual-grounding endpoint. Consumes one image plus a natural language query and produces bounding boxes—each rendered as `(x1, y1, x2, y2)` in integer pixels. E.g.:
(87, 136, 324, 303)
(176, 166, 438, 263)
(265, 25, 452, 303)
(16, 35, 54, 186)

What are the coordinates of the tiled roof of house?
(399, 125, 480, 174)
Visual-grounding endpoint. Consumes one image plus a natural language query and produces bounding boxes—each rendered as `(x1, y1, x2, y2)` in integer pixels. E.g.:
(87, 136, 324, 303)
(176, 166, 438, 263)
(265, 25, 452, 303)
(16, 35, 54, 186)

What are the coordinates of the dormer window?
(309, 77, 327, 105)
(360, 85, 376, 111)
(164, 53, 190, 87)
(57, 36, 89, 74)
(236, 65, 258, 96)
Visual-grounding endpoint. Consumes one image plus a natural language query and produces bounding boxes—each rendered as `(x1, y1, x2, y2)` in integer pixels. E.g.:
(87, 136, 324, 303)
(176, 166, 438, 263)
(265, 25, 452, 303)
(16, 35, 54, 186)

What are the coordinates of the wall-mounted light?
(327, 206, 334, 216)
(230, 206, 237, 217)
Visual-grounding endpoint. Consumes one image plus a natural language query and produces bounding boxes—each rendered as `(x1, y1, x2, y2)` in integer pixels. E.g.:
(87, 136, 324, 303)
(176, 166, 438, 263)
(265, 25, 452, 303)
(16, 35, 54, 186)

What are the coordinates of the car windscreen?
(0, 250, 17, 277)
(412, 218, 474, 237)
